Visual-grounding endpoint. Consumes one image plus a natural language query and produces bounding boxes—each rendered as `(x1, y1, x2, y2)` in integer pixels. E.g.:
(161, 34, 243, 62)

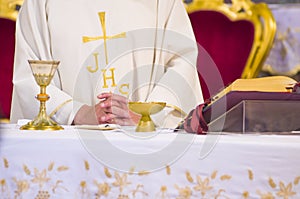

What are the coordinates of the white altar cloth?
(1, 124, 300, 198)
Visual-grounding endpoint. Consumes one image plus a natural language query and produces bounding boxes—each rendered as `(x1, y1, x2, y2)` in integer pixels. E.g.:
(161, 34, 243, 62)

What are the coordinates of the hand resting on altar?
(73, 92, 141, 126)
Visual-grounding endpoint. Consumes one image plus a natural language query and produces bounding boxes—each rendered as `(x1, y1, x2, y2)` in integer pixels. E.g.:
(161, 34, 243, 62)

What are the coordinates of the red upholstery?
(0, 18, 15, 118)
(189, 11, 255, 100)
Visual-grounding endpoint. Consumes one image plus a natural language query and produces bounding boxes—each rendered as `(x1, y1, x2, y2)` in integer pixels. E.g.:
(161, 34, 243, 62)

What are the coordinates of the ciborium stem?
(128, 102, 166, 132)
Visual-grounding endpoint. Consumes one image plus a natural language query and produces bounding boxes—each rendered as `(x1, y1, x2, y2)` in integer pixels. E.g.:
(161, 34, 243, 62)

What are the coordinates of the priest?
(10, 0, 203, 128)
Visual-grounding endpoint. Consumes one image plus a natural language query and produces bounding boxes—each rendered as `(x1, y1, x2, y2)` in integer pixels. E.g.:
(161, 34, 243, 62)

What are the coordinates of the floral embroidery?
(112, 172, 131, 192)
(94, 181, 111, 197)
(276, 182, 296, 199)
(257, 190, 275, 199)
(131, 184, 148, 198)
(12, 178, 29, 198)
(193, 176, 213, 196)
(1, 158, 300, 198)
(174, 184, 192, 199)
(31, 168, 50, 189)
(155, 186, 170, 199)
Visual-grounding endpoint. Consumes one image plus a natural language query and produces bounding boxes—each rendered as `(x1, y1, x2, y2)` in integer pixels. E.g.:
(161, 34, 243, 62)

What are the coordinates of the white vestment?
(11, 0, 203, 127)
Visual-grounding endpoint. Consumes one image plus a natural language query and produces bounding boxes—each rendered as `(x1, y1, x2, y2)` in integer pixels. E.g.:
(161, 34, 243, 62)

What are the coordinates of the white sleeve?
(11, 0, 81, 124)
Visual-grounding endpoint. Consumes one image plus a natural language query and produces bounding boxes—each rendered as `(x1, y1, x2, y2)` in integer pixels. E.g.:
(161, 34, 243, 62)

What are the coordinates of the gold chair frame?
(0, 0, 23, 21)
(185, 0, 277, 79)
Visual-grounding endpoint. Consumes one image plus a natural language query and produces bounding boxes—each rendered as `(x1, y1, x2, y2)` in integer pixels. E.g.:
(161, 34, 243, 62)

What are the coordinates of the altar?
(1, 123, 300, 198)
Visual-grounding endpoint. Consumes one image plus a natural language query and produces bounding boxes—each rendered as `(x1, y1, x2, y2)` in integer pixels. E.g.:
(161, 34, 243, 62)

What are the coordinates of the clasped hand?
(73, 92, 140, 125)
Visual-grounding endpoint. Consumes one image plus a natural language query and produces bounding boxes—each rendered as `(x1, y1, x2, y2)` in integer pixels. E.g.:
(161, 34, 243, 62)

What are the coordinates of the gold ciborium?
(20, 60, 63, 131)
(128, 102, 166, 132)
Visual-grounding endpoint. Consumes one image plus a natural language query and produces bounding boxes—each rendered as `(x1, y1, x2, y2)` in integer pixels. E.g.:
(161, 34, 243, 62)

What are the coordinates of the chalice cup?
(20, 60, 64, 130)
(128, 102, 166, 132)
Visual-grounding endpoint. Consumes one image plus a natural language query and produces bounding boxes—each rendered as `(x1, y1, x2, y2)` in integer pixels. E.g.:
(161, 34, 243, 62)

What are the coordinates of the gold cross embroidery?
(82, 12, 126, 65)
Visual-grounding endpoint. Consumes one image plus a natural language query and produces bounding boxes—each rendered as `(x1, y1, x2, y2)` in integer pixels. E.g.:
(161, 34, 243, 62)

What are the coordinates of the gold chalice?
(20, 60, 63, 130)
(128, 102, 166, 132)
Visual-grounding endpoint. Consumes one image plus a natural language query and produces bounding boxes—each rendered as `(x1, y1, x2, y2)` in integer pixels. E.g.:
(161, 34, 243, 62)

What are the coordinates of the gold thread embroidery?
(57, 166, 69, 172)
(216, 189, 226, 198)
(48, 162, 54, 171)
(82, 12, 126, 65)
(131, 184, 148, 198)
(186, 171, 194, 183)
(23, 164, 31, 175)
(220, 175, 232, 181)
(156, 186, 169, 199)
(248, 169, 254, 181)
(101, 68, 117, 88)
(13, 177, 30, 197)
(87, 52, 100, 73)
(0, 179, 6, 192)
(84, 160, 90, 171)
(31, 169, 50, 189)
(52, 180, 68, 193)
(268, 177, 276, 189)
(276, 182, 296, 198)
(211, 170, 218, 179)
(94, 180, 111, 197)
(166, 165, 171, 175)
(243, 191, 249, 198)
(117, 194, 129, 199)
(174, 184, 192, 199)
(138, 170, 150, 176)
(3, 158, 8, 168)
(294, 176, 300, 185)
(193, 176, 213, 196)
(104, 167, 112, 178)
(35, 190, 50, 199)
(80, 181, 86, 189)
(129, 166, 135, 175)
(256, 190, 274, 199)
(112, 172, 131, 192)
(49, 99, 72, 118)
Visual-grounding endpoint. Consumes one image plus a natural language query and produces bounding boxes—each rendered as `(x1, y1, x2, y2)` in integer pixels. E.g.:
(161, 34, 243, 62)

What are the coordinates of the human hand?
(97, 92, 141, 125)
(73, 93, 140, 125)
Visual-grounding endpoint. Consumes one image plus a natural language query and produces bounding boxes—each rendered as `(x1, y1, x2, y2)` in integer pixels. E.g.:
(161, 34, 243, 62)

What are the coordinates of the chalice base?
(20, 115, 63, 131)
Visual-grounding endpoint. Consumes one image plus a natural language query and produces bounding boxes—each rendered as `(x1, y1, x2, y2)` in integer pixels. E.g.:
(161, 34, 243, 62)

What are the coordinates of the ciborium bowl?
(128, 102, 166, 132)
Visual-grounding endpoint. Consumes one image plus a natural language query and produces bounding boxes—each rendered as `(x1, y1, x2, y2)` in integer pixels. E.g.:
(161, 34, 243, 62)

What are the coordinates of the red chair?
(0, 0, 23, 120)
(185, 0, 276, 100)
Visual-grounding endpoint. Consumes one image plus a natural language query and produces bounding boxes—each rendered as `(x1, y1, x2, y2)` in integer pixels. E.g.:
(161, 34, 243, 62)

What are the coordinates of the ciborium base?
(135, 115, 155, 132)
(129, 102, 166, 132)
